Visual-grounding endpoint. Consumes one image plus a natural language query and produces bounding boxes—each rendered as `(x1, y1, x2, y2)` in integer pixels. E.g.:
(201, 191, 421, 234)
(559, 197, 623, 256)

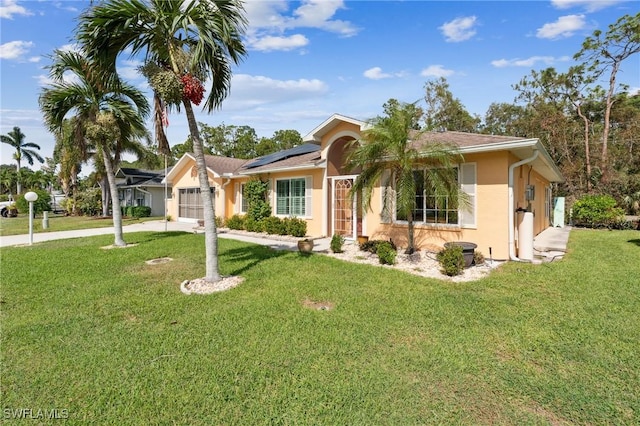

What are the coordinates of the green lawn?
(0, 214, 162, 236)
(1, 229, 638, 424)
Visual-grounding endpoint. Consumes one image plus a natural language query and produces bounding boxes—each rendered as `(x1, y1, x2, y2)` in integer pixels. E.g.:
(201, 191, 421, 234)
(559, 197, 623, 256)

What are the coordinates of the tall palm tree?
(77, 0, 247, 282)
(53, 119, 84, 215)
(39, 49, 150, 246)
(347, 101, 466, 254)
(1, 126, 44, 194)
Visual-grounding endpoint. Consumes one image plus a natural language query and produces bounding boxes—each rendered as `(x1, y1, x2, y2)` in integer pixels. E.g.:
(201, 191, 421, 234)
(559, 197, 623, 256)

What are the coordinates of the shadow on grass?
(628, 239, 640, 247)
(219, 243, 291, 276)
(126, 230, 193, 244)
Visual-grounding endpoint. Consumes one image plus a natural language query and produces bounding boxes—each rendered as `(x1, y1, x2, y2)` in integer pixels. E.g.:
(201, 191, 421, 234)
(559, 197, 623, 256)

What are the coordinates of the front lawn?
(1, 229, 638, 424)
(0, 214, 162, 236)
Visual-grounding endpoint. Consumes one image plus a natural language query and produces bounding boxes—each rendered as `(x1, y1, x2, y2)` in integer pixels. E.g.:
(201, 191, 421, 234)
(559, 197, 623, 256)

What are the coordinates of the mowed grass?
(1, 229, 638, 424)
(0, 214, 162, 236)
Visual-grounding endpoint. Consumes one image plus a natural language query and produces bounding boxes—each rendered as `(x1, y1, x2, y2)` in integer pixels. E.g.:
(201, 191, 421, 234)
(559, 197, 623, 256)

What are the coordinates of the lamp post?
(25, 191, 38, 245)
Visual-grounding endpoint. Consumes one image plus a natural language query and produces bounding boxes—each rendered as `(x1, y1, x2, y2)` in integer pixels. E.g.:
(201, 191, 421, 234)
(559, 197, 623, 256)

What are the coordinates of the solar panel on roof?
(244, 143, 320, 169)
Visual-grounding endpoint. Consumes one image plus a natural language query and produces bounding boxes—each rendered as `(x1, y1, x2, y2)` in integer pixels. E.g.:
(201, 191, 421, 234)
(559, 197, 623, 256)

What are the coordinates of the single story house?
(164, 114, 563, 260)
(116, 167, 171, 217)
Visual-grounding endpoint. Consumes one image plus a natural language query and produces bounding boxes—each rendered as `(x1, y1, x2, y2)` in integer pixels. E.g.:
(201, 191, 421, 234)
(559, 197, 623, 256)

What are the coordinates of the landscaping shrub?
(215, 216, 224, 228)
(376, 241, 396, 265)
(130, 206, 151, 218)
(330, 234, 345, 253)
(284, 217, 307, 237)
(76, 188, 101, 216)
(226, 214, 245, 230)
(263, 216, 285, 235)
(572, 194, 625, 228)
(473, 250, 485, 266)
(360, 239, 397, 254)
(437, 245, 465, 276)
(244, 217, 264, 233)
(244, 179, 272, 223)
(15, 189, 51, 214)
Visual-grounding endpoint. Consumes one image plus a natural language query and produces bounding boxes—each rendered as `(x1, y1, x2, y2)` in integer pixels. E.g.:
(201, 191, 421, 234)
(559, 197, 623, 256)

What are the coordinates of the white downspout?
(508, 149, 539, 261)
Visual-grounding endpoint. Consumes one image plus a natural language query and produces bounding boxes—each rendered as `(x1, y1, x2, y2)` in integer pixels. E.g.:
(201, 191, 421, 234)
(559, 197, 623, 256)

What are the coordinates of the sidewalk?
(0, 220, 330, 252)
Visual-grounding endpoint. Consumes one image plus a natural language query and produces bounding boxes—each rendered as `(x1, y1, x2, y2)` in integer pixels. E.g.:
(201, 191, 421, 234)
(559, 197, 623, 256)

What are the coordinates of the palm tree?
(77, 0, 247, 282)
(347, 101, 466, 254)
(39, 49, 150, 246)
(1, 126, 44, 193)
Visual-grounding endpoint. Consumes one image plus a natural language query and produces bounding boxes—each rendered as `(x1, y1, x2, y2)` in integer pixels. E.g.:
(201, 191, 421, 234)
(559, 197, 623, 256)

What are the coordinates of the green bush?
(130, 206, 151, 218)
(226, 214, 245, 230)
(244, 217, 264, 233)
(376, 242, 396, 265)
(76, 188, 101, 216)
(244, 179, 272, 223)
(473, 250, 485, 266)
(436, 245, 465, 276)
(572, 195, 625, 228)
(360, 239, 397, 254)
(263, 216, 285, 235)
(15, 189, 52, 214)
(215, 216, 224, 228)
(284, 217, 307, 237)
(330, 234, 345, 253)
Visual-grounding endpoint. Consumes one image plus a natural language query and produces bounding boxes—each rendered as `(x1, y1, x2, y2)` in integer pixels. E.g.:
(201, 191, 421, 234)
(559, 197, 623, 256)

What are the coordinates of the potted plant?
(297, 238, 314, 253)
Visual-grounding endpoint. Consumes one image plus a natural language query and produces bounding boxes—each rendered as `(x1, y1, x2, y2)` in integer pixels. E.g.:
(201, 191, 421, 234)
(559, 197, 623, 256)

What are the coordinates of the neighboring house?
(116, 167, 171, 217)
(164, 114, 563, 260)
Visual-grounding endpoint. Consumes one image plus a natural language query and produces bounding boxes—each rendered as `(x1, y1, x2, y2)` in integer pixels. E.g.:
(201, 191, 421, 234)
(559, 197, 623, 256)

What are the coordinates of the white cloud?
(628, 87, 640, 96)
(363, 67, 391, 80)
(491, 56, 571, 68)
(0, 40, 33, 60)
(439, 16, 478, 42)
(536, 14, 586, 39)
(119, 59, 144, 81)
(249, 34, 309, 52)
(420, 65, 455, 78)
(0, 0, 32, 19)
(550, 0, 624, 12)
(220, 74, 329, 109)
(243, 0, 358, 52)
(363, 67, 407, 80)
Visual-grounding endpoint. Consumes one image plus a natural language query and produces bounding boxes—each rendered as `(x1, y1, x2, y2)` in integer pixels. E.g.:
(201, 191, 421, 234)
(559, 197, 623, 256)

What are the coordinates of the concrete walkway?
(533, 225, 571, 261)
(0, 220, 331, 252)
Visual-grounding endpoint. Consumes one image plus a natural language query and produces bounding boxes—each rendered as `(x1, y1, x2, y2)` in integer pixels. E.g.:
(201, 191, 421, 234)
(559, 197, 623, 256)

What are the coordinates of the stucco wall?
(361, 152, 516, 260)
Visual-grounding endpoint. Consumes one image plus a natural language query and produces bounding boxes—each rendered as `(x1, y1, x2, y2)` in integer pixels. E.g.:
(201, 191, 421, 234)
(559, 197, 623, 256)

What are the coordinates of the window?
(393, 164, 476, 227)
(275, 177, 312, 217)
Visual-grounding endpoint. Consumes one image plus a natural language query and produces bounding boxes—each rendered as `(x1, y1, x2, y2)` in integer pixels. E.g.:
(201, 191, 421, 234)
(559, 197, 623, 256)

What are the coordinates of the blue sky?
(1, 0, 638, 171)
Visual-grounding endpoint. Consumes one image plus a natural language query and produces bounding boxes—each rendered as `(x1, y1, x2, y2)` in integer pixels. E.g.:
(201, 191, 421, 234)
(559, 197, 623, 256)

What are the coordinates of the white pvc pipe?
(508, 149, 539, 261)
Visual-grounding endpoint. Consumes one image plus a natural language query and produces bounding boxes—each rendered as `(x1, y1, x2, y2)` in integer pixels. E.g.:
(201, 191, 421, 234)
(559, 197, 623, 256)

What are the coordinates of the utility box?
(553, 197, 565, 228)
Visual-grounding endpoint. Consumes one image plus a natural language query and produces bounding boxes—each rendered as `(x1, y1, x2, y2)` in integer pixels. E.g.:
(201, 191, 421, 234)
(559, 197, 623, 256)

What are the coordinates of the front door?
(332, 176, 362, 239)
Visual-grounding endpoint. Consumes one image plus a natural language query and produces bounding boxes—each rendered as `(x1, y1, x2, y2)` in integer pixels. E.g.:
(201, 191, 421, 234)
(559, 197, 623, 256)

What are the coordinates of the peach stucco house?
(164, 114, 563, 260)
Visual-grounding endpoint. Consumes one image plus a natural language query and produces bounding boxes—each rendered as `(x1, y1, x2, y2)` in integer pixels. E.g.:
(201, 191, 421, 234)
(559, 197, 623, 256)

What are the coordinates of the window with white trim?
(392, 164, 476, 227)
(275, 177, 312, 217)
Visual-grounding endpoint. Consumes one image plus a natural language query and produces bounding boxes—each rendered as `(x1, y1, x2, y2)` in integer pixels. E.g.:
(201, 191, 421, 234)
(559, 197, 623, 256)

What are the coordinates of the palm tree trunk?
(101, 175, 110, 217)
(101, 147, 126, 247)
(406, 211, 415, 255)
(16, 159, 21, 194)
(183, 100, 221, 282)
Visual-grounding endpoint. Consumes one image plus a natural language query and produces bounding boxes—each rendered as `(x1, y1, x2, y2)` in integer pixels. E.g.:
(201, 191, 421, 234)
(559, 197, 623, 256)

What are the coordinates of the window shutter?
(460, 163, 476, 227)
(380, 169, 393, 223)
(305, 176, 313, 217)
(234, 183, 240, 214)
(268, 179, 275, 213)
